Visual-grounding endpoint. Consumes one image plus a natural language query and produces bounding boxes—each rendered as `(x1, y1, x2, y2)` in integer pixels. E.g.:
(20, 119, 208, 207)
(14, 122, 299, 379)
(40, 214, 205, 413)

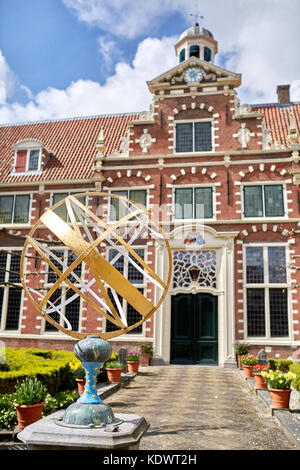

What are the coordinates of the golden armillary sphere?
(20, 192, 172, 339)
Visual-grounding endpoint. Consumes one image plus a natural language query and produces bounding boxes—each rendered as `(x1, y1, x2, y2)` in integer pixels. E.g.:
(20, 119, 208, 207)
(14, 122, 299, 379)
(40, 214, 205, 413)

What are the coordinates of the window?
(110, 189, 147, 221)
(175, 122, 212, 153)
(189, 45, 200, 58)
(245, 246, 289, 338)
(51, 192, 86, 222)
(0, 194, 31, 224)
(174, 187, 213, 219)
(179, 49, 186, 62)
(243, 184, 285, 218)
(14, 148, 41, 173)
(204, 47, 212, 62)
(0, 251, 22, 331)
(44, 249, 82, 332)
(105, 248, 145, 334)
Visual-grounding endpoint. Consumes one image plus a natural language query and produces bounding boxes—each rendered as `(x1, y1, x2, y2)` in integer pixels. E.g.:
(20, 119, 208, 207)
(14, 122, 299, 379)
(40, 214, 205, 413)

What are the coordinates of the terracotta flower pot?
(269, 388, 291, 409)
(253, 373, 267, 389)
(127, 361, 140, 373)
(242, 365, 254, 377)
(237, 355, 245, 370)
(140, 353, 151, 366)
(14, 401, 45, 430)
(75, 378, 86, 396)
(106, 368, 122, 383)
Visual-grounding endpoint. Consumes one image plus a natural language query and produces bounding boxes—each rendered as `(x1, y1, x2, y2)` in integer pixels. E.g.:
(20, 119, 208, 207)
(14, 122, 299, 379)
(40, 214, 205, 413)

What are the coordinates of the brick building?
(0, 24, 300, 366)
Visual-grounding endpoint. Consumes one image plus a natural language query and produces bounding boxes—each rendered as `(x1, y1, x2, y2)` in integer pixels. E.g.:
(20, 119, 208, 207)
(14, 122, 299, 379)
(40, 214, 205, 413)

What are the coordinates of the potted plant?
(140, 343, 153, 366)
(261, 369, 296, 409)
(105, 360, 124, 383)
(126, 353, 140, 373)
(241, 354, 258, 377)
(252, 364, 268, 389)
(234, 341, 251, 369)
(13, 377, 48, 430)
(69, 359, 86, 396)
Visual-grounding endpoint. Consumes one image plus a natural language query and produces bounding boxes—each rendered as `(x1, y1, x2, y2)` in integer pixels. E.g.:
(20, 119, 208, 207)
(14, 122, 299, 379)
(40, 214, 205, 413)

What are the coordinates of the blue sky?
(0, 0, 299, 123)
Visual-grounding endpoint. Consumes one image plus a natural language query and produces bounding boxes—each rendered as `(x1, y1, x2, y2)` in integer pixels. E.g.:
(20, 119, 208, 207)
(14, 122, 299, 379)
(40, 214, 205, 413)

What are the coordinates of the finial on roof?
(94, 128, 105, 172)
(190, 0, 204, 25)
(288, 111, 299, 148)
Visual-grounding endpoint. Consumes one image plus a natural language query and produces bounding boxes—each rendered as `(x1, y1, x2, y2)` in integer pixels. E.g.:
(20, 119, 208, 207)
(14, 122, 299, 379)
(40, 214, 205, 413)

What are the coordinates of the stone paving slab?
(104, 365, 298, 450)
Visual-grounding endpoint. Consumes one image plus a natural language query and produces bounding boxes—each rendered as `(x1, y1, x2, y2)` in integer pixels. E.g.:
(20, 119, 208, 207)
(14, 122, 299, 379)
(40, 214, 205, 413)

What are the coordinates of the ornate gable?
(147, 57, 241, 94)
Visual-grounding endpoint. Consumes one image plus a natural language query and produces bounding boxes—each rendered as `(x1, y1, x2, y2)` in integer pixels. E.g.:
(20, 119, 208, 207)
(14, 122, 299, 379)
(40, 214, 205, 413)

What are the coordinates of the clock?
(183, 66, 203, 84)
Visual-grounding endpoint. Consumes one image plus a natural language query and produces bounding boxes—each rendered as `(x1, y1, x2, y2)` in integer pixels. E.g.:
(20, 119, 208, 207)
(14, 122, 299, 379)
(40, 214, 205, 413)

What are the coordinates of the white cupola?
(174, 23, 218, 65)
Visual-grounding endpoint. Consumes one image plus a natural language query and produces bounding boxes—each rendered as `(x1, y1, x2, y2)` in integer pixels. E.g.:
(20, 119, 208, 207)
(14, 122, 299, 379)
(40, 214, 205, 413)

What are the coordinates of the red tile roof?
(0, 102, 299, 185)
(252, 102, 300, 148)
(0, 113, 138, 184)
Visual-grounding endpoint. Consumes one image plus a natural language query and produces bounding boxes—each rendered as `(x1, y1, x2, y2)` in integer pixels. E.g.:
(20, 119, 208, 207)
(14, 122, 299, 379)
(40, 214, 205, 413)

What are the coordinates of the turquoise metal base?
(59, 336, 120, 428)
(57, 402, 122, 428)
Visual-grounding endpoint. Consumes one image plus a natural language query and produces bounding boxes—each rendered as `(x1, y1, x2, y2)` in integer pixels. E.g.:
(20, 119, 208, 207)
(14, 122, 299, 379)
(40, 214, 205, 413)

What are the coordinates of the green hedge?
(268, 358, 294, 372)
(0, 347, 76, 395)
(289, 363, 300, 393)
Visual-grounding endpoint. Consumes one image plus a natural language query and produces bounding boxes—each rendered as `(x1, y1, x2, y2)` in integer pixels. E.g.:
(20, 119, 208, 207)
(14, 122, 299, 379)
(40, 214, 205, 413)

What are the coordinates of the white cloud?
(0, 50, 15, 104)
(97, 36, 120, 71)
(63, 0, 187, 39)
(63, 0, 300, 104)
(0, 36, 177, 123)
(1, 0, 300, 123)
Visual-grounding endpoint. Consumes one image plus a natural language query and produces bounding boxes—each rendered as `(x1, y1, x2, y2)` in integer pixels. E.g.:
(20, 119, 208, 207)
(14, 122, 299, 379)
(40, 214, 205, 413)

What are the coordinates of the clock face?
(183, 66, 203, 83)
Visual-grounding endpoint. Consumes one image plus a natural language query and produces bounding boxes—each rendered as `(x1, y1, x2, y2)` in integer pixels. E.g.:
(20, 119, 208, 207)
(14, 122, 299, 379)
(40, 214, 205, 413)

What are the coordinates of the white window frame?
(243, 243, 292, 342)
(50, 190, 88, 223)
(108, 187, 149, 222)
(172, 183, 216, 222)
(42, 247, 84, 335)
(0, 192, 32, 226)
(104, 245, 147, 337)
(12, 140, 43, 175)
(241, 181, 287, 220)
(174, 119, 215, 155)
(0, 248, 23, 333)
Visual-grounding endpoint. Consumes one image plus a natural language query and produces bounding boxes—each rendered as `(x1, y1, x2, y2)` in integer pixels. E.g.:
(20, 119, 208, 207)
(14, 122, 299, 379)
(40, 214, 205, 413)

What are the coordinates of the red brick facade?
(1, 26, 300, 365)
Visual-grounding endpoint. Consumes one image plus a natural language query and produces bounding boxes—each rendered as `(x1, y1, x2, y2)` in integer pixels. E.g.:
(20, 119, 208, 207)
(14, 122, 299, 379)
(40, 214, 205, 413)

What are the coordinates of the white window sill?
(10, 170, 42, 177)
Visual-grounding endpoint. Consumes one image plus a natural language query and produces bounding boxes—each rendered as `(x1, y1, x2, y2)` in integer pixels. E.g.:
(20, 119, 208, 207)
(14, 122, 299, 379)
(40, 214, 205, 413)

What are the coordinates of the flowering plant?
(234, 341, 251, 355)
(261, 370, 296, 390)
(126, 352, 140, 361)
(241, 354, 258, 366)
(253, 364, 268, 374)
(69, 359, 85, 379)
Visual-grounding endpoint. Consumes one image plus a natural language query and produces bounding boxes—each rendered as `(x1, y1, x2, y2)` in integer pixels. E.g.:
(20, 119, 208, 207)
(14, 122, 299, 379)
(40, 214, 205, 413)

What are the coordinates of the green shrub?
(0, 347, 75, 394)
(268, 358, 293, 372)
(0, 389, 77, 430)
(42, 390, 77, 416)
(0, 395, 17, 430)
(289, 363, 300, 394)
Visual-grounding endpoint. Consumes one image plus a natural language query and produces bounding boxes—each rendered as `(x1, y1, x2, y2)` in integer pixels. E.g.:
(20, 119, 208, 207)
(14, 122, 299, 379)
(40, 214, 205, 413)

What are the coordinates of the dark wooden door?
(171, 293, 218, 365)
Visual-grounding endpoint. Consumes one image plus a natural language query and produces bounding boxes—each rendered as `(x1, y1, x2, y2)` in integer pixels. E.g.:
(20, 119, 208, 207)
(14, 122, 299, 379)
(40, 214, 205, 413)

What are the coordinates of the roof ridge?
(251, 101, 300, 108)
(0, 111, 140, 128)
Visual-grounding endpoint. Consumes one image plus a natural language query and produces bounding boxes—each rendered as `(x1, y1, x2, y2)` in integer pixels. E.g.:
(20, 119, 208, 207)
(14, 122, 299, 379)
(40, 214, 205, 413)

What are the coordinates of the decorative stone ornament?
(233, 123, 255, 149)
(135, 129, 156, 153)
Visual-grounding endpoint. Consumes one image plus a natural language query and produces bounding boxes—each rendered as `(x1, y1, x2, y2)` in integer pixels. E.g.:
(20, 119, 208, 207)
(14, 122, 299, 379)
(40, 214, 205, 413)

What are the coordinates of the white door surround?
(154, 223, 239, 367)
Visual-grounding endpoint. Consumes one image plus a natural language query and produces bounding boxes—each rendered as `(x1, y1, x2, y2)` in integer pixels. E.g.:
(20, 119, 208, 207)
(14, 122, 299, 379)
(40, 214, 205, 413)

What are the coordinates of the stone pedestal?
(18, 410, 149, 450)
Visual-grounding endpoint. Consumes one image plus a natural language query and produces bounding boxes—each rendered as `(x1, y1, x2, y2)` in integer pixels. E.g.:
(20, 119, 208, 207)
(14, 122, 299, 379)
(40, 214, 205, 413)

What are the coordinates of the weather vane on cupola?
(190, 0, 204, 25)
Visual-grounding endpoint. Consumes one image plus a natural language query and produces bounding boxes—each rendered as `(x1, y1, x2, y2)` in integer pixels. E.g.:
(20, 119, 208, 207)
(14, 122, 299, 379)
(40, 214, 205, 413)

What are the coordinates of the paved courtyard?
(105, 365, 297, 450)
